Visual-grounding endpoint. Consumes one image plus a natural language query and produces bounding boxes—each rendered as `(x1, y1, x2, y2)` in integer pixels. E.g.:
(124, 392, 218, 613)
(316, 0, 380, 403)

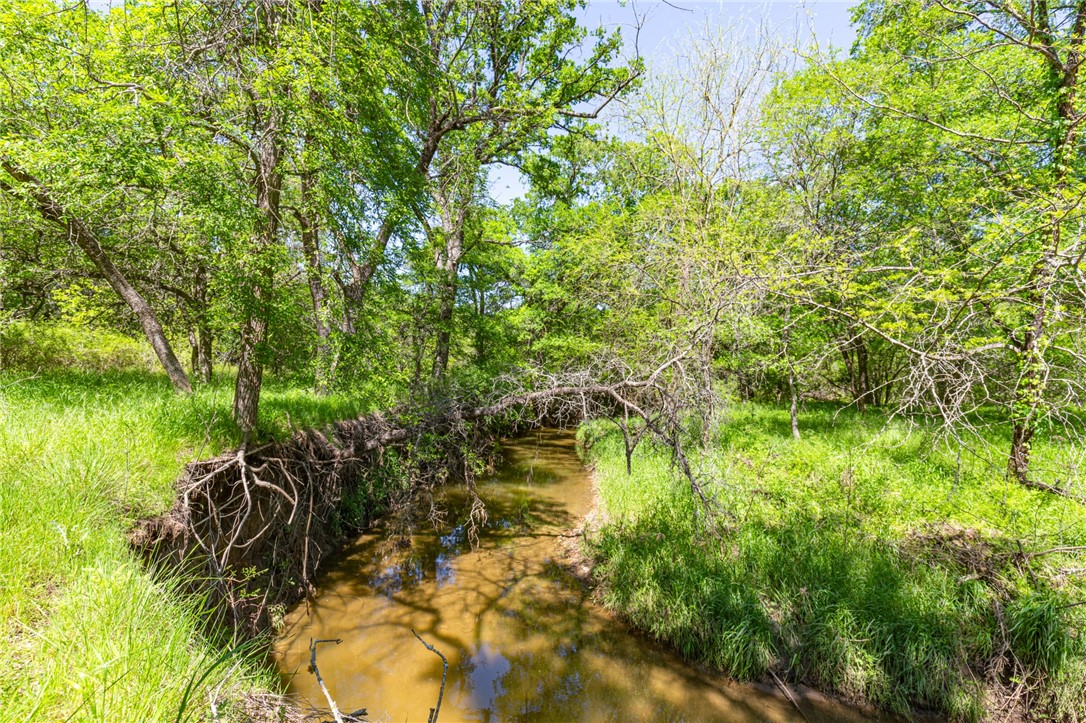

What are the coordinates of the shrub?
(0, 322, 157, 373)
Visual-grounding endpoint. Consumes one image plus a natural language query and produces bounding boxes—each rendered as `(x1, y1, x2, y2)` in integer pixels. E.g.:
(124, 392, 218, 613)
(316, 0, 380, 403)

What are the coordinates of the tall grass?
(582, 405, 1086, 722)
(0, 368, 375, 721)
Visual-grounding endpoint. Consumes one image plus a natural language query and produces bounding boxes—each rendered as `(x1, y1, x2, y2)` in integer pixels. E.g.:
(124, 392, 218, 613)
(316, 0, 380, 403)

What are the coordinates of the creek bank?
(566, 473, 935, 723)
(275, 429, 887, 722)
(128, 383, 624, 639)
(129, 410, 516, 638)
(575, 421, 1080, 722)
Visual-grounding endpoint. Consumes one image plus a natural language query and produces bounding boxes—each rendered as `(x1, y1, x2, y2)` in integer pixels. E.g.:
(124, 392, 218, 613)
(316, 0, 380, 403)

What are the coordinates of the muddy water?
(273, 429, 882, 722)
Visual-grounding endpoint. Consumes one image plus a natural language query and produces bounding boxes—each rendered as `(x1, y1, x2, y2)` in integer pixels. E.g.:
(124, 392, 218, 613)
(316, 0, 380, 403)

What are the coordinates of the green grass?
(581, 405, 1086, 722)
(0, 368, 375, 722)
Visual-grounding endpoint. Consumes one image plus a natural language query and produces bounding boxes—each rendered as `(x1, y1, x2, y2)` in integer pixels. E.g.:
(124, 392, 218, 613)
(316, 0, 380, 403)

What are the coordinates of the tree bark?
(839, 330, 869, 413)
(197, 325, 213, 384)
(0, 160, 192, 393)
(233, 313, 266, 437)
(193, 262, 213, 384)
(431, 210, 466, 381)
(855, 335, 870, 411)
(1009, 233, 1058, 484)
(788, 369, 801, 441)
(782, 306, 800, 440)
(432, 272, 456, 380)
(297, 169, 333, 394)
(233, 119, 281, 439)
(189, 328, 200, 379)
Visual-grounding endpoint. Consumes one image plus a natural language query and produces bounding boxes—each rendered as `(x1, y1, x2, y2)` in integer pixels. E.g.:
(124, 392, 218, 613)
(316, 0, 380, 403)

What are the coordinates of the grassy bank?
(0, 368, 373, 722)
(582, 406, 1086, 722)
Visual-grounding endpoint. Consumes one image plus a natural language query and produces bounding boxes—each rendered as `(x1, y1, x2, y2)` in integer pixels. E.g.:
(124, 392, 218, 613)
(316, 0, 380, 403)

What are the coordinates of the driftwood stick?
(411, 630, 448, 723)
(309, 637, 344, 723)
(769, 670, 810, 723)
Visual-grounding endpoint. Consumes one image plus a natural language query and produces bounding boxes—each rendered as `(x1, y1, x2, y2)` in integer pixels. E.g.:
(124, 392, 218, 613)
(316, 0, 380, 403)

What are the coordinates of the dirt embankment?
(129, 411, 506, 638)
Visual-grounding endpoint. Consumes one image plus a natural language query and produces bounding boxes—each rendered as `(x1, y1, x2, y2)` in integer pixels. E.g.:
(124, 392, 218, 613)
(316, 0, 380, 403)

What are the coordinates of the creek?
(272, 429, 884, 722)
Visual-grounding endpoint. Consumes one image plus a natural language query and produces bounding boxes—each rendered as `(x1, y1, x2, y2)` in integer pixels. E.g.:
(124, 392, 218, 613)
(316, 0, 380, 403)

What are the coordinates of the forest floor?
(580, 406, 1086, 722)
(0, 368, 373, 722)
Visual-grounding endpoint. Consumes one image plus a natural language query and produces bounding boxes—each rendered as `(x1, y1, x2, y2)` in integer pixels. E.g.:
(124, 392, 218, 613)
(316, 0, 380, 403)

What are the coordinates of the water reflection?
(273, 430, 885, 722)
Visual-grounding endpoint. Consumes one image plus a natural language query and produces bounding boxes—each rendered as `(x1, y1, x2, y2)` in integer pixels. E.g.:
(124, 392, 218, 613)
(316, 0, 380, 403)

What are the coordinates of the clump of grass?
(583, 406, 1086, 721)
(4, 561, 272, 722)
(1006, 593, 1072, 675)
(0, 366, 376, 722)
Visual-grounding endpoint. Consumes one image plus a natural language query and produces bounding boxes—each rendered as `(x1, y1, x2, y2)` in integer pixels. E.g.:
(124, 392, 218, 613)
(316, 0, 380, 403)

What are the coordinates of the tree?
(804, 1, 1086, 486)
(161, 0, 410, 432)
(340, 0, 638, 380)
(0, 3, 194, 391)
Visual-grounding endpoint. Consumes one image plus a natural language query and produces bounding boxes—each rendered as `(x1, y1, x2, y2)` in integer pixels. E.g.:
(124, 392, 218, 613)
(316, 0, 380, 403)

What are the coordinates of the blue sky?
(580, 0, 858, 58)
(490, 0, 860, 202)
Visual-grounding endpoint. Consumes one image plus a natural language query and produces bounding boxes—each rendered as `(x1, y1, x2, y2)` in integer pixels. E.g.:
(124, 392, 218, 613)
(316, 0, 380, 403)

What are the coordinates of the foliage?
(0, 321, 157, 373)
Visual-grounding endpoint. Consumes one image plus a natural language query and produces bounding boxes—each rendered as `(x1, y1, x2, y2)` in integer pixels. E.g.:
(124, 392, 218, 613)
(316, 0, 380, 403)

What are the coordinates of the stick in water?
(770, 670, 810, 723)
(411, 629, 448, 723)
(309, 637, 344, 723)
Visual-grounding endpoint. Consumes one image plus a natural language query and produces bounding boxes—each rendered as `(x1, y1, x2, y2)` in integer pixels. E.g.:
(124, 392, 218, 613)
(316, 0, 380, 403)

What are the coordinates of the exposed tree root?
(131, 360, 718, 639)
(130, 410, 498, 637)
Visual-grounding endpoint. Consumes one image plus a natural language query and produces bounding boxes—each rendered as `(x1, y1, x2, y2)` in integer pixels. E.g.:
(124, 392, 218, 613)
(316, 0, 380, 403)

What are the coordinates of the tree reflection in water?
(273, 430, 879, 723)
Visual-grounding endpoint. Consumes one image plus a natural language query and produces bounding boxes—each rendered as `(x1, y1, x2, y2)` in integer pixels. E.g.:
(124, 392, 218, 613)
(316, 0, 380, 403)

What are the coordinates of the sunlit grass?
(0, 368, 375, 722)
(582, 405, 1086, 722)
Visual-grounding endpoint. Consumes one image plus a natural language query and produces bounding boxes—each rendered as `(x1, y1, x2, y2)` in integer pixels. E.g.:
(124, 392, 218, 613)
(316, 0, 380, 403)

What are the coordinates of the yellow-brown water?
(273, 429, 883, 722)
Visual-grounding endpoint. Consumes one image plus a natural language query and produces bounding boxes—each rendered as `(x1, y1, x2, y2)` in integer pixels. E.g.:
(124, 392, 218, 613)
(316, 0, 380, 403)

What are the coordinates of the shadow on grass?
(590, 506, 994, 720)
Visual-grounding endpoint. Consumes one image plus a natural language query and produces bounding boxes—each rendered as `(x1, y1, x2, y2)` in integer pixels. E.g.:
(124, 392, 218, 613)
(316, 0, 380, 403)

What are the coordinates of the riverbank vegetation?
(4, 0, 1086, 720)
(0, 335, 373, 720)
(583, 409, 1086, 720)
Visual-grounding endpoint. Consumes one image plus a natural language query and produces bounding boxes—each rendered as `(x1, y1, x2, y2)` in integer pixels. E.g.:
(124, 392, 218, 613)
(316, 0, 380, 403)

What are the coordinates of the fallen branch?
(1020, 477, 1084, 503)
(134, 361, 720, 637)
(769, 670, 810, 723)
(309, 637, 344, 723)
(411, 630, 448, 723)
(1026, 545, 1086, 560)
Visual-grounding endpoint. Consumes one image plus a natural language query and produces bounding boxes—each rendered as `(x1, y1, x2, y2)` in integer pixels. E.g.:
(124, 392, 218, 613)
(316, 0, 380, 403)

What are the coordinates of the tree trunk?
(0, 160, 192, 393)
(297, 169, 333, 394)
(839, 330, 868, 413)
(1009, 244, 1056, 484)
(233, 313, 266, 437)
(193, 262, 213, 384)
(197, 324, 213, 384)
(782, 306, 800, 440)
(1009, 411, 1035, 484)
(189, 328, 198, 377)
(232, 121, 281, 440)
(855, 335, 870, 411)
(432, 275, 456, 380)
(789, 368, 801, 441)
(343, 132, 443, 307)
(431, 204, 466, 381)
(1007, 25, 1081, 484)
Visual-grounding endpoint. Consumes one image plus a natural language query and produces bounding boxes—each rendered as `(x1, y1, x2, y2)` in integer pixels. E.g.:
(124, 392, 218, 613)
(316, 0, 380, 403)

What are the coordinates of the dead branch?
(411, 630, 448, 723)
(133, 356, 726, 637)
(308, 638, 344, 723)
